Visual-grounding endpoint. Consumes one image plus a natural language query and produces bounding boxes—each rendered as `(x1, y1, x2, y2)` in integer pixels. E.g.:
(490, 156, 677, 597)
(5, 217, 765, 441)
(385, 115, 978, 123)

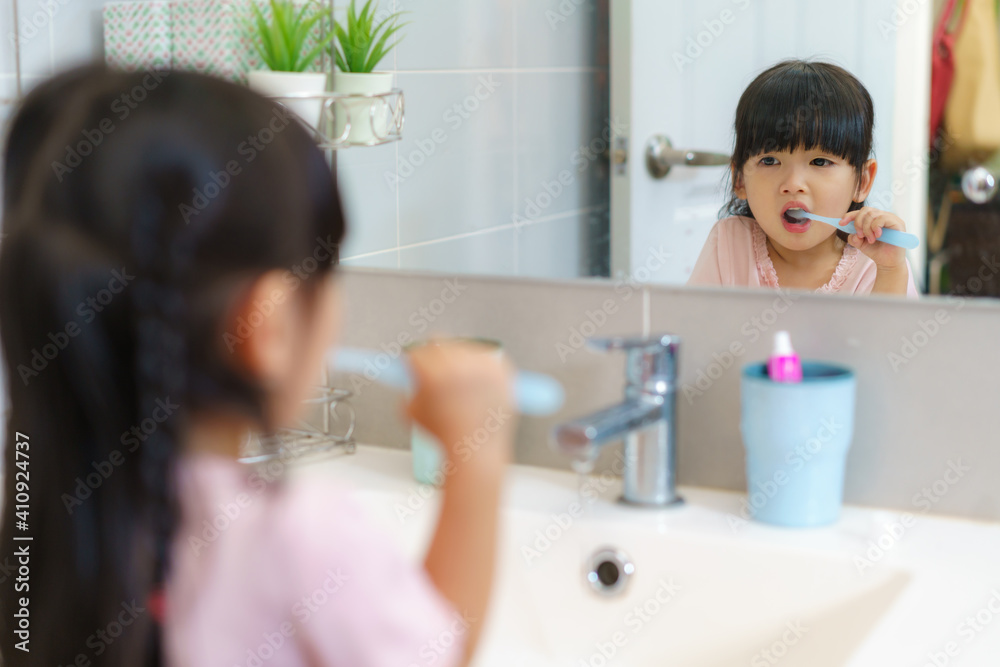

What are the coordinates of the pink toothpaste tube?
(767, 331, 802, 383)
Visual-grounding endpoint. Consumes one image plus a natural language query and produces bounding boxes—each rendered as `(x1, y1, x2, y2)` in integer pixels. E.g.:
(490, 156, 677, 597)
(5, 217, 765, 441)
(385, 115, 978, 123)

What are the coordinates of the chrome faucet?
(552, 334, 682, 507)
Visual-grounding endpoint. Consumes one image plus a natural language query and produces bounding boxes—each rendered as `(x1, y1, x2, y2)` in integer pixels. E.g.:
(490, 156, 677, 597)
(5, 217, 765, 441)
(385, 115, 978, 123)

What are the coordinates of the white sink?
(291, 445, 1000, 667)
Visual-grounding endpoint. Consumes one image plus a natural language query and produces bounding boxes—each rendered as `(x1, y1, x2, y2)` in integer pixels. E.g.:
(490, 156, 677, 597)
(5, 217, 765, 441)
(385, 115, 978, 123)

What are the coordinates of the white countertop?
(292, 444, 1000, 666)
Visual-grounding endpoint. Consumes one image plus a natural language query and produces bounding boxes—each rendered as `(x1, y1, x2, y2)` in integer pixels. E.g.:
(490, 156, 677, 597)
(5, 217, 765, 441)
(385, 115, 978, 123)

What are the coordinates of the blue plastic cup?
(740, 361, 856, 527)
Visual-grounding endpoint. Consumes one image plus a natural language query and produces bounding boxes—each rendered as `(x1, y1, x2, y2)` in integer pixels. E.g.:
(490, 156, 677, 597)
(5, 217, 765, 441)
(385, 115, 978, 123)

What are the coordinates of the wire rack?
(239, 386, 356, 466)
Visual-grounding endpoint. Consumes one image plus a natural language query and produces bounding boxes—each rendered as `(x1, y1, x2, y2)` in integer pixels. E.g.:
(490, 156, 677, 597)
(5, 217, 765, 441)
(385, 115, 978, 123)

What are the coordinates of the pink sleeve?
(854, 258, 921, 297)
(280, 482, 465, 667)
(687, 221, 723, 286)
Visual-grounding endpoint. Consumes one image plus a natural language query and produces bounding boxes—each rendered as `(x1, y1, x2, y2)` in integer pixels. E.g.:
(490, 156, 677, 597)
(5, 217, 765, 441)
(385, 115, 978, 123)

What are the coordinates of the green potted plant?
(243, 0, 337, 128)
(331, 0, 407, 143)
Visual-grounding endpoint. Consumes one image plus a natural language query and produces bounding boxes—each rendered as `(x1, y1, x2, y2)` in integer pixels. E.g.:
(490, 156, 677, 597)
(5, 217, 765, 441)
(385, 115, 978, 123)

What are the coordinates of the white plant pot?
(331, 71, 395, 144)
(247, 70, 329, 131)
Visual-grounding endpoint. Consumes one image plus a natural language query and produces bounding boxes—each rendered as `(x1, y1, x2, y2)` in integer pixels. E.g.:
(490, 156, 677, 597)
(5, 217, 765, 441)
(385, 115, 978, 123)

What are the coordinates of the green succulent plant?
(244, 0, 337, 73)
(333, 0, 408, 74)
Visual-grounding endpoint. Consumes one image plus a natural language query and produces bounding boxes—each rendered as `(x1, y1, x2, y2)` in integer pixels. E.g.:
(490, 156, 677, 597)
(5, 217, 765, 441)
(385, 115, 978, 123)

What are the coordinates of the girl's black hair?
(0, 65, 345, 665)
(721, 59, 875, 239)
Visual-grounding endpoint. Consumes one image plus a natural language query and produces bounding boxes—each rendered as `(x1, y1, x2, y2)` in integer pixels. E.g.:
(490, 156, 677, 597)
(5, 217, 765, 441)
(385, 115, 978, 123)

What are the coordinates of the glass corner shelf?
(264, 88, 405, 150)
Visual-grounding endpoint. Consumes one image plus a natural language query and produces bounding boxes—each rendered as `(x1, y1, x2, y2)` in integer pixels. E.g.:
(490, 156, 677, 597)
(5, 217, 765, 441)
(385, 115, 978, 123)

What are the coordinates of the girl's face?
(735, 146, 875, 250)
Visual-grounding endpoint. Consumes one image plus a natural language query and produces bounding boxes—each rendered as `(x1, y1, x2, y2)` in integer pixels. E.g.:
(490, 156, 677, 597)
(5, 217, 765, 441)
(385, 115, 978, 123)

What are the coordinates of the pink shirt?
(687, 216, 920, 297)
(164, 452, 465, 667)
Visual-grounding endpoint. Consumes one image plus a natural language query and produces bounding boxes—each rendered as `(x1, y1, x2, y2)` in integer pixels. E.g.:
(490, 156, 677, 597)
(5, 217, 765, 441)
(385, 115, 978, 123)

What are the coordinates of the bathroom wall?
(333, 267, 1000, 523)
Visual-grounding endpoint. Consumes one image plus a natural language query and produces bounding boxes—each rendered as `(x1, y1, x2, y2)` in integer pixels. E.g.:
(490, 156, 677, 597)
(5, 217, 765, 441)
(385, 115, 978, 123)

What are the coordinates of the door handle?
(645, 135, 730, 179)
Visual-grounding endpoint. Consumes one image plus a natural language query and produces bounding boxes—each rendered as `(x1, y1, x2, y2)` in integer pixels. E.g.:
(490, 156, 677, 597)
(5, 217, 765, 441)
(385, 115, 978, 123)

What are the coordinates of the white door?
(610, 0, 931, 286)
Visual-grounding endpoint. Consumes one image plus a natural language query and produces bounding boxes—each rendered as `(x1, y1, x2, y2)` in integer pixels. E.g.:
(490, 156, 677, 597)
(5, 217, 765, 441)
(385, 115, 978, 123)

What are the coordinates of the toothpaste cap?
(772, 330, 795, 357)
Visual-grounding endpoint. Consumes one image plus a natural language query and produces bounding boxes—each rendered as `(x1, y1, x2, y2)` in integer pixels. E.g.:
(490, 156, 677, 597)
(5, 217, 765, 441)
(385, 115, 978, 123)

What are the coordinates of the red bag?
(930, 0, 967, 148)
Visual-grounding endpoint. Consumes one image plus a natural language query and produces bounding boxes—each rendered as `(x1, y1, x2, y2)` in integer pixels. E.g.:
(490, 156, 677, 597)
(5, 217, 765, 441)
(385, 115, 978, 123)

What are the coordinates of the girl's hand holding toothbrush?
(403, 338, 517, 471)
(839, 206, 908, 270)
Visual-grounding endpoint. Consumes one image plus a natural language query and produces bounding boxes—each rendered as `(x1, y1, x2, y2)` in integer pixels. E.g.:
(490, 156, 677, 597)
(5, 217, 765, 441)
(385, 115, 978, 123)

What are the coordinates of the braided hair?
(0, 65, 345, 665)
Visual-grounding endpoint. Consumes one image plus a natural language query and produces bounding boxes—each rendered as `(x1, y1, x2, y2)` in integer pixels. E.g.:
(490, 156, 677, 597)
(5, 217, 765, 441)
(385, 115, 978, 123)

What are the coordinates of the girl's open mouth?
(781, 210, 810, 233)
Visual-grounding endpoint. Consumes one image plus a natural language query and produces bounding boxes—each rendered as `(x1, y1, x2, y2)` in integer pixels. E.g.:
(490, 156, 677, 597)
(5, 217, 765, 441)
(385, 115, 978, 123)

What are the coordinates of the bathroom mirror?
(4, 0, 996, 301)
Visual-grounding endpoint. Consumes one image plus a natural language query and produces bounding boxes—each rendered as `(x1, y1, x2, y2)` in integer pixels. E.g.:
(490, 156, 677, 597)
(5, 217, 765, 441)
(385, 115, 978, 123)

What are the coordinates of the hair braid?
(129, 167, 194, 663)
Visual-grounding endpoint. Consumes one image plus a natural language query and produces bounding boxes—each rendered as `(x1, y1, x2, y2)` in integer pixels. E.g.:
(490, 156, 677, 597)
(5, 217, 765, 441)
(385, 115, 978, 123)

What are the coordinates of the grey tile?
(333, 268, 645, 472)
(399, 228, 514, 276)
(515, 71, 609, 224)
(395, 72, 514, 245)
(514, 0, 607, 69)
(394, 0, 513, 70)
(335, 267, 1000, 522)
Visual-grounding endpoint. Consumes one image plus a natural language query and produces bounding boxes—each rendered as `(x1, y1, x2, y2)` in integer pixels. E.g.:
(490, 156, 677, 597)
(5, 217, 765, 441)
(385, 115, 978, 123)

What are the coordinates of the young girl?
(0, 65, 515, 666)
(688, 60, 919, 297)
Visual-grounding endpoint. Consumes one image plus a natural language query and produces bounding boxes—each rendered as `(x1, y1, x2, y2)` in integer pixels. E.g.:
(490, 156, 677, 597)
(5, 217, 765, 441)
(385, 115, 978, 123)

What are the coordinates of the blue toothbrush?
(786, 208, 919, 250)
(327, 346, 566, 416)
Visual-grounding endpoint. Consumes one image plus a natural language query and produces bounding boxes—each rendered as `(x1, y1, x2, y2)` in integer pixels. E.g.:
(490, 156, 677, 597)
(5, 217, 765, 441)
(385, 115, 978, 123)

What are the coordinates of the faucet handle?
(587, 334, 680, 393)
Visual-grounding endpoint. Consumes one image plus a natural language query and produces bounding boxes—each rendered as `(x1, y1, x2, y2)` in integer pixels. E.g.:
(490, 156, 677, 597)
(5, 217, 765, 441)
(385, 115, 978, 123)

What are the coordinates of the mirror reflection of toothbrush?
(786, 208, 919, 250)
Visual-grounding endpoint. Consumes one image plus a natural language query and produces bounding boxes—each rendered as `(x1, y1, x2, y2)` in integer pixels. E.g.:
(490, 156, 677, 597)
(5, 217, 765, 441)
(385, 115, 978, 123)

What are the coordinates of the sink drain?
(585, 548, 634, 596)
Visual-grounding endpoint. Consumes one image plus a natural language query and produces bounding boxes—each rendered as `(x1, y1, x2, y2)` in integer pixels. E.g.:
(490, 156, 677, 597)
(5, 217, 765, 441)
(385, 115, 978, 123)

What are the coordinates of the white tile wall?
(336, 0, 611, 279)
